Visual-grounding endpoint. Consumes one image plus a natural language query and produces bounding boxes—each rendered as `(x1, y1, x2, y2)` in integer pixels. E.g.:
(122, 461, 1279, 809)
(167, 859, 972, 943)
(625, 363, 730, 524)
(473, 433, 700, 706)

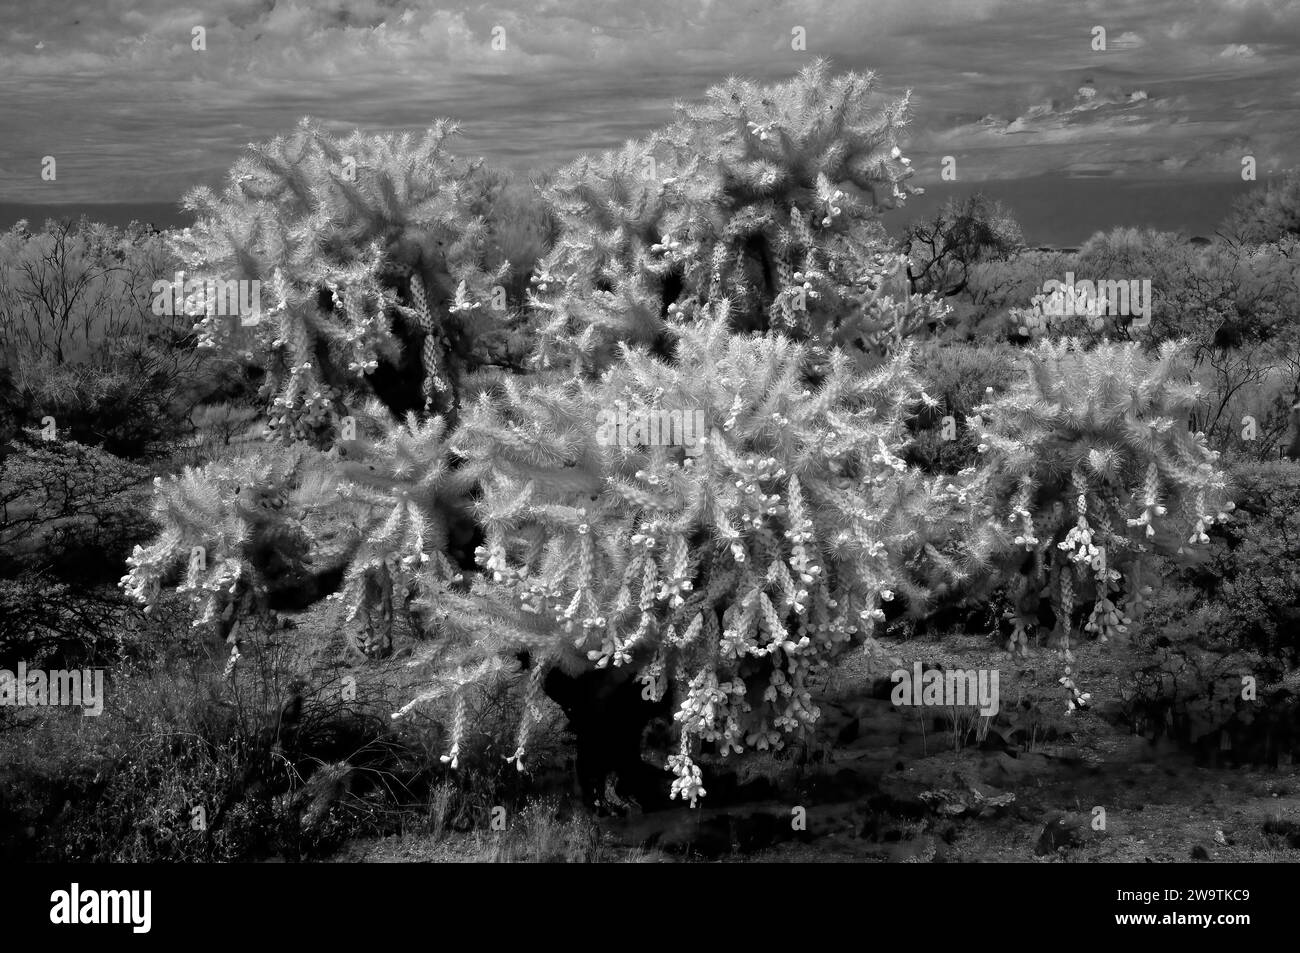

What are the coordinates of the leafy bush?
(971, 230, 1300, 461)
(1144, 459, 1300, 661)
(1224, 171, 1300, 244)
(462, 166, 559, 305)
(0, 578, 131, 670)
(957, 249, 1075, 342)
(0, 435, 152, 582)
(1, 626, 458, 862)
(904, 340, 1020, 473)
(0, 219, 224, 459)
(0, 219, 175, 368)
(172, 401, 263, 469)
(0, 432, 155, 672)
(898, 193, 1024, 298)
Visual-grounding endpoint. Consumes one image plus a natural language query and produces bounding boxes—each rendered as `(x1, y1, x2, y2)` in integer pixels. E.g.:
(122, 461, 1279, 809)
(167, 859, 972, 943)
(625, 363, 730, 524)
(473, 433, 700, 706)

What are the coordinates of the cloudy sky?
(1, 0, 1298, 205)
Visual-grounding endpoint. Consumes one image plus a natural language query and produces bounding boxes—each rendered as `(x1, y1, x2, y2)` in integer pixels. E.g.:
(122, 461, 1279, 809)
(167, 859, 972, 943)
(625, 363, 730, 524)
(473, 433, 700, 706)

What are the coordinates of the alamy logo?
(50, 884, 151, 933)
(151, 271, 262, 325)
(595, 404, 707, 456)
(891, 662, 999, 716)
(1037, 272, 1151, 328)
(0, 663, 104, 716)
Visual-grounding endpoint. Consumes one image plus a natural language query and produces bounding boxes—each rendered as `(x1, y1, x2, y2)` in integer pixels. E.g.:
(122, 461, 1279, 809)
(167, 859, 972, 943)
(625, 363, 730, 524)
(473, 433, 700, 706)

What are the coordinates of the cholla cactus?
(121, 61, 1237, 814)
(121, 445, 333, 643)
(1009, 284, 1110, 341)
(439, 305, 967, 800)
(329, 400, 471, 658)
(532, 60, 943, 372)
(174, 119, 512, 433)
(121, 402, 473, 661)
(967, 338, 1233, 646)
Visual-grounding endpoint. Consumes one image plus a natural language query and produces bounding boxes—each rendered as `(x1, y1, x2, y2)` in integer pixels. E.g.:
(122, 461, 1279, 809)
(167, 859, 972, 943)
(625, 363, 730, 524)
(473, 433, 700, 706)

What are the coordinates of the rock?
(1190, 844, 1209, 860)
(919, 789, 969, 816)
(971, 786, 1016, 817)
(1035, 812, 1085, 856)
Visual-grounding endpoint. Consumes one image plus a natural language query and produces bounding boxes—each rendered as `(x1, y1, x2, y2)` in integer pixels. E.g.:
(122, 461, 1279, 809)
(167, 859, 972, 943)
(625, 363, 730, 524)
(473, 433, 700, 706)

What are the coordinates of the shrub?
(0, 219, 176, 369)
(899, 193, 1024, 298)
(173, 401, 263, 469)
(1146, 459, 1300, 661)
(0, 578, 131, 670)
(1223, 171, 1300, 244)
(0, 434, 152, 584)
(1044, 232, 1300, 458)
(2, 627, 444, 862)
(0, 219, 221, 459)
(904, 340, 1020, 473)
(959, 249, 1075, 342)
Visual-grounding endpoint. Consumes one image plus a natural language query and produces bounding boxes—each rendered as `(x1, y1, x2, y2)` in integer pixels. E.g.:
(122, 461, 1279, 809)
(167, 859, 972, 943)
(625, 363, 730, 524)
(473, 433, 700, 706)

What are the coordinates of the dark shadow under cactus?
(542, 663, 674, 814)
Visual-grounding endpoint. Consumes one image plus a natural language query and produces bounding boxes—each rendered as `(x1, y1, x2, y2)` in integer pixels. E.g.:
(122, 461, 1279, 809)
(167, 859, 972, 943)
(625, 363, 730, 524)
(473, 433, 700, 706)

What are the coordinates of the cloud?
(1, 0, 1299, 201)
